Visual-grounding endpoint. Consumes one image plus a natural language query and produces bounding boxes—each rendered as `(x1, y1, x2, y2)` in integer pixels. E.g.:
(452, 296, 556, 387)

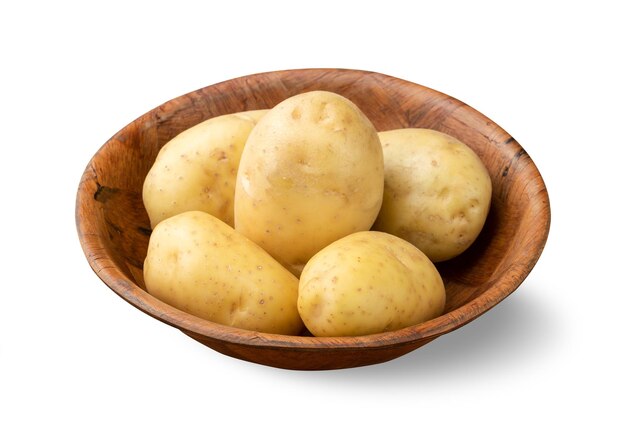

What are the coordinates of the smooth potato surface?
(143, 211, 303, 335)
(234, 91, 384, 276)
(298, 231, 446, 337)
(374, 128, 492, 262)
(143, 109, 268, 229)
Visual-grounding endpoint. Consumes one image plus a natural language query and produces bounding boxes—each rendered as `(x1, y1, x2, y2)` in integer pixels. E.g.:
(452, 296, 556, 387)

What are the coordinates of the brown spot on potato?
(209, 150, 227, 161)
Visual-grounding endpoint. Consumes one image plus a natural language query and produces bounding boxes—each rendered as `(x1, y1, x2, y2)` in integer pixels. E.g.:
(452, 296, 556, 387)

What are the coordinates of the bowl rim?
(75, 68, 551, 351)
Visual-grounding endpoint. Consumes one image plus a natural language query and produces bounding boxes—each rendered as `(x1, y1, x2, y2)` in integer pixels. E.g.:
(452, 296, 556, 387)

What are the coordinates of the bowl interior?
(76, 69, 550, 369)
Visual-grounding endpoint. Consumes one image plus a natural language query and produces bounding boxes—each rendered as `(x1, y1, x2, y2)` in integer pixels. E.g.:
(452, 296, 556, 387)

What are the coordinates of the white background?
(2, 1, 624, 437)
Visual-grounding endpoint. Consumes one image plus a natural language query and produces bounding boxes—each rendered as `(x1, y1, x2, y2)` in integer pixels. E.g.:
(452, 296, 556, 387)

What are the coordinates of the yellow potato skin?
(143, 211, 303, 335)
(374, 128, 492, 262)
(142, 109, 268, 229)
(234, 91, 384, 276)
(298, 231, 445, 337)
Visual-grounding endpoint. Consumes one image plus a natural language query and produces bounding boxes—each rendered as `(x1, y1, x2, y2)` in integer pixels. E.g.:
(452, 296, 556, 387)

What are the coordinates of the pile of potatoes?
(142, 91, 492, 337)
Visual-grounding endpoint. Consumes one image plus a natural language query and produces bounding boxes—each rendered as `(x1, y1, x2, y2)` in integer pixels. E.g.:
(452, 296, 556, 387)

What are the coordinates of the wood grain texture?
(75, 69, 550, 370)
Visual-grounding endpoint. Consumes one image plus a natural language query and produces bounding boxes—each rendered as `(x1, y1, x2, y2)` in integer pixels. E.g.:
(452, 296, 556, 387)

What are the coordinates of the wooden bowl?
(76, 69, 550, 370)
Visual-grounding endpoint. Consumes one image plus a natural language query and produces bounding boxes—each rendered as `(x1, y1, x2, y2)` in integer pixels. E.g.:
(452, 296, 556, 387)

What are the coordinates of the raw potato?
(298, 231, 446, 337)
(234, 91, 384, 276)
(143, 211, 303, 335)
(374, 128, 492, 262)
(143, 109, 268, 229)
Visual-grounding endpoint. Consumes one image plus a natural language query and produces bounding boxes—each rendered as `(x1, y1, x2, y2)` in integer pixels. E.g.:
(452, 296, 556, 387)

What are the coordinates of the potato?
(234, 91, 384, 276)
(374, 128, 492, 262)
(298, 231, 445, 337)
(143, 211, 303, 335)
(143, 109, 268, 229)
